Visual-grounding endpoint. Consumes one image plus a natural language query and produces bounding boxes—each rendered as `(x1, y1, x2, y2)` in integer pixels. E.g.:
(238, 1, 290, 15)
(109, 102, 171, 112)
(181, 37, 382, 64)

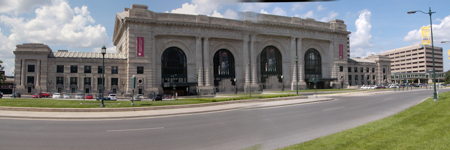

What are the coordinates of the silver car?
(52, 93, 61, 99)
(75, 94, 83, 99)
(63, 94, 71, 99)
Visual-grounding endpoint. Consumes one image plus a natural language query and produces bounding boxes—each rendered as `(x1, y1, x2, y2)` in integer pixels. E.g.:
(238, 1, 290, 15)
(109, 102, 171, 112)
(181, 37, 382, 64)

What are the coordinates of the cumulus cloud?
(271, 7, 287, 16)
(260, 9, 269, 14)
(0, 0, 111, 76)
(169, 0, 240, 19)
(291, 3, 308, 11)
(295, 10, 315, 18)
(0, 0, 52, 15)
(317, 5, 325, 11)
(350, 9, 375, 57)
(241, 3, 271, 12)
(320, 11, 339, 22)
(403, 15, 450, 43)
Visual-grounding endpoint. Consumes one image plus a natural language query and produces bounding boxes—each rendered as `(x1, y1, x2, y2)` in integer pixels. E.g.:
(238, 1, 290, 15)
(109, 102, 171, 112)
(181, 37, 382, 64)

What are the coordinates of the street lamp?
(83, 74, 86, 100)
(408, 7, 437, 101)
(295, 56, 298, 96)
(281, 75, 284, 91)
(100, 45, 106, 107)
(234, 78, 237, 94)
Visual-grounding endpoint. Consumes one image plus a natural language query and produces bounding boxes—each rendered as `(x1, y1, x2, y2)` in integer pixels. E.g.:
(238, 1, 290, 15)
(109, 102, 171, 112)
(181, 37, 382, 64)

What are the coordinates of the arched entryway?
(161, 47, 188, 96)
(260, 46, 282, 89)
(213, 49, 235, 92)
(304, 48, 323, 89)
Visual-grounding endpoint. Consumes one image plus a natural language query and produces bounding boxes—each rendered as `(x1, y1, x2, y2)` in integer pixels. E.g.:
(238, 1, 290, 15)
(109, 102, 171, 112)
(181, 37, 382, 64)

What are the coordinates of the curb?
(0, 96, 308, 112)
(0, 97, 334, 120)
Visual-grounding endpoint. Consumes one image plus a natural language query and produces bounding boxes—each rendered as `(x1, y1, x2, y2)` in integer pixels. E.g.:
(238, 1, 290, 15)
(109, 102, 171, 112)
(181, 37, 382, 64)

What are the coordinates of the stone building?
(13, 4, 352, 96)
(347, 55, 392, 87)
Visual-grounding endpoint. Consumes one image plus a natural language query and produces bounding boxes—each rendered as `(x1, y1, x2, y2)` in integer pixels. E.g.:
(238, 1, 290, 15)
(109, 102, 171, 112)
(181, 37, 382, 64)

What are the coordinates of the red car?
(85, 94, 93, 99)
(39, 92, 50, 97)
(32, 93, 41, 98)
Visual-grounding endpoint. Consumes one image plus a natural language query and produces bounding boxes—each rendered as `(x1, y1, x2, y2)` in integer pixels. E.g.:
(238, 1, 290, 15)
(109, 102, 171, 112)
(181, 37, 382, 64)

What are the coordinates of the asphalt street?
(1, 88, 448, 150)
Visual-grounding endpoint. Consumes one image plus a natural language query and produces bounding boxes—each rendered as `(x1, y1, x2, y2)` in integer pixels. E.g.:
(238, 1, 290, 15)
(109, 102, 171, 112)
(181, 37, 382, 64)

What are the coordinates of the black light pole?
(249, 60, 251, 98)
(100, 45, 106, 107)
(408, 7, 437, 101)
(234, 78, 237, 94)
(83, 74, 86, 100)
(295, 56, 298, 96)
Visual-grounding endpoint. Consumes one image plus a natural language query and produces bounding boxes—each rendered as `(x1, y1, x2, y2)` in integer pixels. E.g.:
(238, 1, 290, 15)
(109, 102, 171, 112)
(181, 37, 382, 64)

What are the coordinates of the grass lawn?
(269, 89, 356, 93)
(0, 94, 297, 108)
(279, 92, 450, 150)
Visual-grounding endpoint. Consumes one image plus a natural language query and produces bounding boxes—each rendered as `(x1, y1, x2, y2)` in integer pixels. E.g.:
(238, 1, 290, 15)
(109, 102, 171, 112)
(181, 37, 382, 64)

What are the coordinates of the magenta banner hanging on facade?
(339, 44, 343, 59)
(137, 37, 144, 57)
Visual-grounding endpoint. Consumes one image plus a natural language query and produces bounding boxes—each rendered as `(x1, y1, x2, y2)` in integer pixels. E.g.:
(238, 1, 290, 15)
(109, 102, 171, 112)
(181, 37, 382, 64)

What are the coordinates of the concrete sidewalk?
(0, 97, 334, 120)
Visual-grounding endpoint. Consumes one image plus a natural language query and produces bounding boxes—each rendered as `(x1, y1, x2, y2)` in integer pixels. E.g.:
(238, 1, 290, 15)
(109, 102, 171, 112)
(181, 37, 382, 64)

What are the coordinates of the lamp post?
(295, 56, 298, 96)
(249, 60, 251, 98)
(281, 75, 284, 91)
(100, 45, 106, 107)
(408, 7, 437, 101)
(83, 74, 86, 100)
(48, 79, 52, 93)
(234, 78, 237, 94)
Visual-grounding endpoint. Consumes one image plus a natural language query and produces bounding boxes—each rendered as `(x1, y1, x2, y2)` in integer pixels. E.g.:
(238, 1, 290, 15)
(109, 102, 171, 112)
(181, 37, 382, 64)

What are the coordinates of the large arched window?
(213, 49, 235, 86)
(161, 47, 187, 83)
(304, 48, 322, 80)
(260, 46, 282, 83)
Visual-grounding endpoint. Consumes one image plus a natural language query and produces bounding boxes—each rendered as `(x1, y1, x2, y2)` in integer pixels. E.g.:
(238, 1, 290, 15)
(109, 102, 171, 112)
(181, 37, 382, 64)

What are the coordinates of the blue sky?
(1, 0, 450, 76)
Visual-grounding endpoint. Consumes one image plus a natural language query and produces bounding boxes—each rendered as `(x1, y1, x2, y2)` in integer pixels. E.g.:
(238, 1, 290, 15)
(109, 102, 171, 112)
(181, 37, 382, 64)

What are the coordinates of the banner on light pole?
(421, 26, 431, 45)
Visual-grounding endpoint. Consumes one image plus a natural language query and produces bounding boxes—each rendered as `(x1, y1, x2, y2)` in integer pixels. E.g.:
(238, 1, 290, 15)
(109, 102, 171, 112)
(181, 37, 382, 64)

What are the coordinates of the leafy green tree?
(445, 69, 450, 84)
(0, 60, 4, 85)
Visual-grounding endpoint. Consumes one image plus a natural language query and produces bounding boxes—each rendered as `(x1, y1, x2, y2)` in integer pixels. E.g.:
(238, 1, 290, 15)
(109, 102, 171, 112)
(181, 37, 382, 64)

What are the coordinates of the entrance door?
(85, 88, 89, 93)
(161, 47, 188, 95)
(28, 87, 32, 93)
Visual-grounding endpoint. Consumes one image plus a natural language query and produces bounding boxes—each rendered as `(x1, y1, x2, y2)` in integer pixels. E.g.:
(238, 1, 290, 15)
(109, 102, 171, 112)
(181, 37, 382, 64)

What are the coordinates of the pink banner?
(137, 37, 144, 57)
(339, 44, 343, 59)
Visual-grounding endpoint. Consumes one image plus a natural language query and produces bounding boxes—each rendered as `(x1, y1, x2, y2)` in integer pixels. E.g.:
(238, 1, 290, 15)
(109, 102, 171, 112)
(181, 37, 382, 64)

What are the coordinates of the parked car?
(63, 94, 71, 99)
(96, 94, 110, 100)
(32, 93, 41, 98)
(108, 94, 117, 101)
(75, 94, 83, 99)
(39, 92, 50, 97)
(85, 94, 93, 99)
(132, 94, 142, 101)
(389, 84, 399, 88)
(155, 94, 163, 101)
(52, 93, 61, 99)
(360, 85, 368, 89)
(375, 86, 386, 89)
(11, 93, 21, 98)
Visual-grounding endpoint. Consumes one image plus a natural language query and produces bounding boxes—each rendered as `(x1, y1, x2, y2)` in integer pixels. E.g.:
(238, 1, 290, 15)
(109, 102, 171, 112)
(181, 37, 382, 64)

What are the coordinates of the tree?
(0, 60, 4, 85)
(445, 69, 450, 84)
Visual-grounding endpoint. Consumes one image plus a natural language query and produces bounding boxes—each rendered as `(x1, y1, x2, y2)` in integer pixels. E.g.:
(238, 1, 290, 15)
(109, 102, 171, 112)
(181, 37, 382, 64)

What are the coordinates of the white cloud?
(223, 9, 239, 20)
(320, 11, 339, 22)
(291, 3, 308, 11)
(0, 0, 52, 15)
(271, 7, 286, 16)
(317, 5, 325, 11)
(350, 9, 375, 57)
(241, 3, 271, 12)
(260, 9, 269, 14)
(404, 15, 450, 43)
(295, 10, 314, 18)
(0, 0, 111, 76)
(211, 10, 223, 18)
(170, 3, 198, 15)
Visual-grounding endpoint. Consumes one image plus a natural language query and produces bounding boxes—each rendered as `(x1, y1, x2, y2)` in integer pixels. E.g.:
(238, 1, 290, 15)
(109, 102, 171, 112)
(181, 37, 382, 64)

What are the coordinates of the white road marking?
(107, 127, 164, 132)
(323, 107, 344, 111)
(384, 98, 393, 100)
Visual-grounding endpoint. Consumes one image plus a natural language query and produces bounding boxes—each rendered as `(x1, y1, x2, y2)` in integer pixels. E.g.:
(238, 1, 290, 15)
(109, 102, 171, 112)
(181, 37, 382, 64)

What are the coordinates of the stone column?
(250, 34, 258, 84)
(291, 37, 297, 86)
(196, 37, 204, 86)
(204, 37, 212, 87)
(298, 38, 304, 83)
(37, 60, 40, 86)
(21, 59, 25, 86)
(243, 35, 250, 85)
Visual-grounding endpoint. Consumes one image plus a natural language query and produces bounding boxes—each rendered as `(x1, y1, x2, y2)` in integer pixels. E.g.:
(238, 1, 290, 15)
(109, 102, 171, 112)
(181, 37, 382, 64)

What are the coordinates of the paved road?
(0, 88, 448, 150)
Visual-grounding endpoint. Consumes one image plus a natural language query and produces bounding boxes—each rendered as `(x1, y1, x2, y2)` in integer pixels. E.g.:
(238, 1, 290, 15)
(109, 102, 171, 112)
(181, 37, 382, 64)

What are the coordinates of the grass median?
(279, 91, 450, 150)
(0, 94, 298, 108)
